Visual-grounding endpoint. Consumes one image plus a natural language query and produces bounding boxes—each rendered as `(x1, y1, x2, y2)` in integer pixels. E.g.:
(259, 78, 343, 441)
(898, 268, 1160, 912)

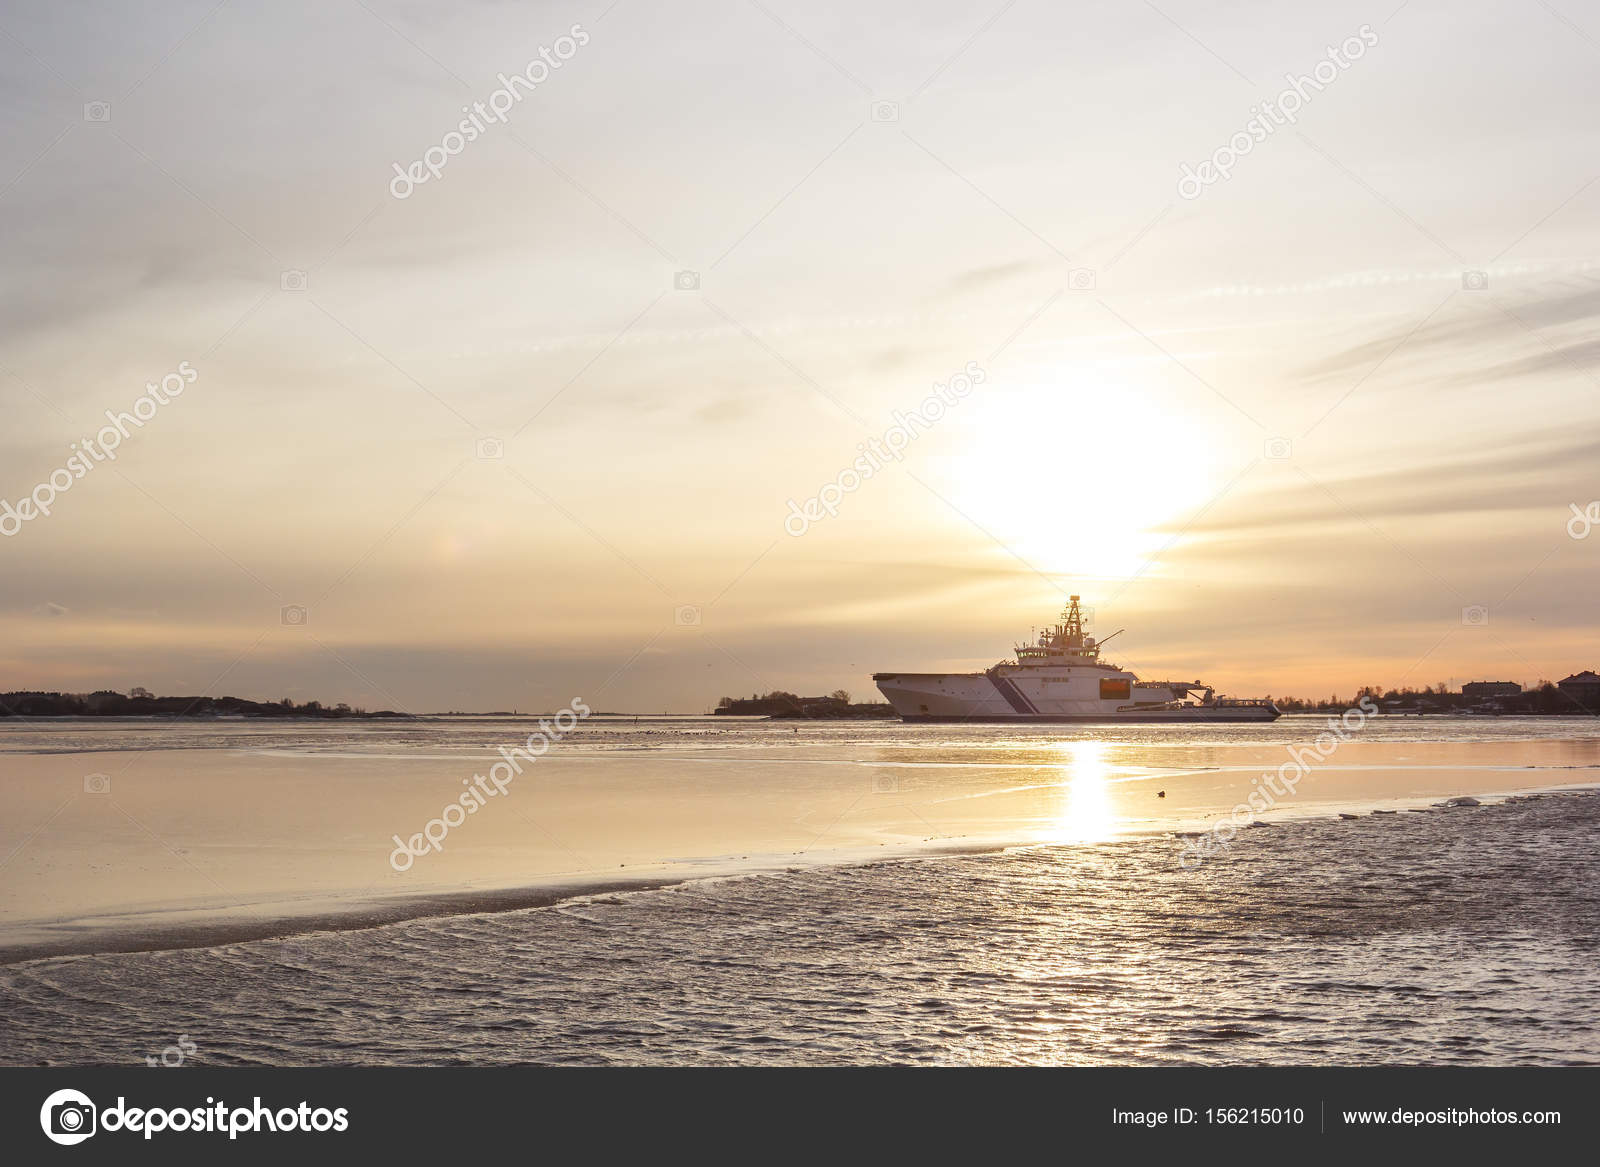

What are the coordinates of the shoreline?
(5, 781, 1593, 970)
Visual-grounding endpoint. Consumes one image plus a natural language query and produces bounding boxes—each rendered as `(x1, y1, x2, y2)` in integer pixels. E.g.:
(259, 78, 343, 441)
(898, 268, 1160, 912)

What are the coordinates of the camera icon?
(674, 604, 702, 628)
(1079, 606, 1096, 626)
(280, 269, 308, 292)
(1461, 270, 1489, 291)
(474, 436, 504, 460)
(84, 772, 110, 795)
(1461, 604, 1490, 627)
(51, 1100, 95, 1135)
(1264, 437, 1293, 461)
(871, 100, 899, 122)
(41, 1090, 97, 1145)
(83, 101, 111, 123)
(1068, 267, 1096, 291)
(871, 773, 898, 794)
(280, 939, 311, 964)
(280, 604, 309, 627)
(674, 270, 700, 291)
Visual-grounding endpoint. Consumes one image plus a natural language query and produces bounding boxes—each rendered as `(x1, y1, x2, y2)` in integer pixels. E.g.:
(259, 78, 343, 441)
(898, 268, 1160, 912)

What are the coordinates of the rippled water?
(3, 790, 1596, 1066)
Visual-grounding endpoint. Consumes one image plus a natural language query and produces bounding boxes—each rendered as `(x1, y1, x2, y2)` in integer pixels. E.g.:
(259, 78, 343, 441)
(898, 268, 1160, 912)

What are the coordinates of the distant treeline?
(716, 690, 894, 719)
(0, 690, 410, 719)
(1272, 682, 1593, 715)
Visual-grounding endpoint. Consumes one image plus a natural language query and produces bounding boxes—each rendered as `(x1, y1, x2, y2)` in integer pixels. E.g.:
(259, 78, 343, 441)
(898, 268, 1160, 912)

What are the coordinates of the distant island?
(0, 689, 411, 719)
(715, 690, 894, 719)
(1270, 677, 1600, 715)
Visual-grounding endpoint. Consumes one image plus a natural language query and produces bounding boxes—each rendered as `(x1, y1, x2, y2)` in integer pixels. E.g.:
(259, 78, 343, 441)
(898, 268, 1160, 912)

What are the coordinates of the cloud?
(1169, 425, 1600, 535)
(1479, 335, 1600, 384)
(1298, 278, 1600, 385)
(945, 261, 1038, 294)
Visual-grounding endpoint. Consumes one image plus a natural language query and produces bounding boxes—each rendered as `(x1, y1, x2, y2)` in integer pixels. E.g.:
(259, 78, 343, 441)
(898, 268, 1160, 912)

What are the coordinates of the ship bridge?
(1013, 596, 1121, 670)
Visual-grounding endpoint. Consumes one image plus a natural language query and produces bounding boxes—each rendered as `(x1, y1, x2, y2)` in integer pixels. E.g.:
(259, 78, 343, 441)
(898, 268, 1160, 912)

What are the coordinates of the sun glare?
(937, 381, 1222, 579)
(1052, 740, 1119, 844)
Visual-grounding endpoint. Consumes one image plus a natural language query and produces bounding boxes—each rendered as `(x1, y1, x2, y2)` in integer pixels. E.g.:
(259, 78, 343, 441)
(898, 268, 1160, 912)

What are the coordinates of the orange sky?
(2, 2, 1598, 711)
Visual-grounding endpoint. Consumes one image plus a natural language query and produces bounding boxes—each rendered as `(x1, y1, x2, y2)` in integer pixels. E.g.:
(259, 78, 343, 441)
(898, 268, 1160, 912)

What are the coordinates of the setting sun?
(934, 377, 1228, 580)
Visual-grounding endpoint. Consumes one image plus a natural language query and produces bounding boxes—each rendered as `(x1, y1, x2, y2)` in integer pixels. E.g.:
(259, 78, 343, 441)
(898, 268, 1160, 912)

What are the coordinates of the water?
(7, 712, 1600, 755)
(2, 716, 1598, 1065)
(1, 789, 1596, 1066)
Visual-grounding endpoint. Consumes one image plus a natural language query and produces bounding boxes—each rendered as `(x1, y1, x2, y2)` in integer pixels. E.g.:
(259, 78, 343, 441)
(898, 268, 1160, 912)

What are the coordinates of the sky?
(2, 0, 1598, 712)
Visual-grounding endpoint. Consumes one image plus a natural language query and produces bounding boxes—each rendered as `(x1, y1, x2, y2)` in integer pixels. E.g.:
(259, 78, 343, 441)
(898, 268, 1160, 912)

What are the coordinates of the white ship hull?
(872, 670, 1279, 722)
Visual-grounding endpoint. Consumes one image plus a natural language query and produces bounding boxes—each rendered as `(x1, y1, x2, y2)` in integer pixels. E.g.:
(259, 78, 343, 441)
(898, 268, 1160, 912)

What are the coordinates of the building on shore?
(1462, 681, 1522, 698)
(1557, 671, 1600, 711)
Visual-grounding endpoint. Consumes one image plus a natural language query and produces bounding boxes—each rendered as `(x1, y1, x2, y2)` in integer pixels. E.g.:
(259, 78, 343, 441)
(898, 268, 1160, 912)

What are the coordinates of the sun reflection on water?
(1052, 740, 1118, 844)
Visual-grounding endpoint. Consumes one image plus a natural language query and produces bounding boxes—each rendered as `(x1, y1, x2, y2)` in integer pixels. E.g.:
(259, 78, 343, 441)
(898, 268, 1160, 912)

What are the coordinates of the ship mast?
(1014, 595, 1107, 664)
(1062, 595, 1084, 648)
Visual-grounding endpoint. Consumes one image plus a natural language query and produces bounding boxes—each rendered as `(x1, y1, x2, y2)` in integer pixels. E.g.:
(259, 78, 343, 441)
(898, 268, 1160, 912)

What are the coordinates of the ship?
(872, 596, 1279, 722)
